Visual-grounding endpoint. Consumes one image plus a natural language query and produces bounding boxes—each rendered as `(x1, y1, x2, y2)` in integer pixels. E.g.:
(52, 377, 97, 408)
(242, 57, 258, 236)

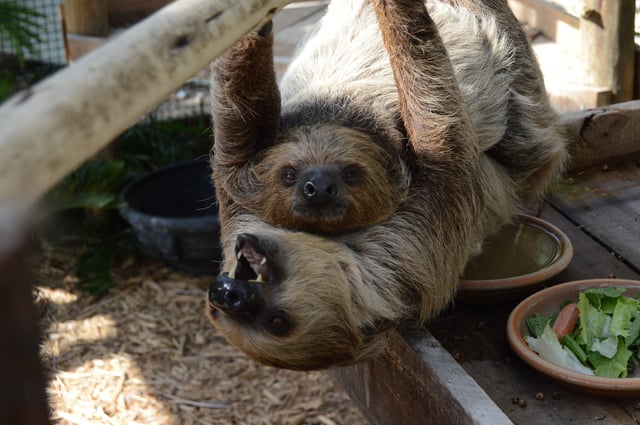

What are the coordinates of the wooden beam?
(580, 0, 635, 103)
(331, 329, 513, 425)
(561, 100, 640, 171)
(0, 0, 292, 208)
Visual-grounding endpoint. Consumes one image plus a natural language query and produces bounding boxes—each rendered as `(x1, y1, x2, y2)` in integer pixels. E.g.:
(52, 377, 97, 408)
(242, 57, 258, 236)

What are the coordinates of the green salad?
(525, 287, 640, 378)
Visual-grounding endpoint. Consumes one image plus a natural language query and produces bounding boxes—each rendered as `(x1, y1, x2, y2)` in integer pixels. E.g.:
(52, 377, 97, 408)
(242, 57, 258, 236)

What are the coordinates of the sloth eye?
(265, 312, 291, 336)
(281, 168, 297, 186)
(342, 166, 360, 185)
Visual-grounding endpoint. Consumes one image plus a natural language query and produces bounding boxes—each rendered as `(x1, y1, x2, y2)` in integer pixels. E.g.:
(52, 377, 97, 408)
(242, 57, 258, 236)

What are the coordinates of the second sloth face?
(253, 124, 410, 234)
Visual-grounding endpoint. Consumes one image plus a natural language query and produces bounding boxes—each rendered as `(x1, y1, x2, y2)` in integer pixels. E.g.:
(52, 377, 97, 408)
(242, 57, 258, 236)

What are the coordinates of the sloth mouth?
(293, 203, 349, 220)
(227, 233, 273, 283)
(208, 234, 276, 319)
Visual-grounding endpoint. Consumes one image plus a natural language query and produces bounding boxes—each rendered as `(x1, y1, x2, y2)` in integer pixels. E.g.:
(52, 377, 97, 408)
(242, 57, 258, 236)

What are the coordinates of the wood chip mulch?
(35, 246, 367, 425)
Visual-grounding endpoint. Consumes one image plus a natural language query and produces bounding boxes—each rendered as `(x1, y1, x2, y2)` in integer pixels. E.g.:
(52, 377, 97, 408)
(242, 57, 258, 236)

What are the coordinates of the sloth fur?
(207, 0, 567, 370)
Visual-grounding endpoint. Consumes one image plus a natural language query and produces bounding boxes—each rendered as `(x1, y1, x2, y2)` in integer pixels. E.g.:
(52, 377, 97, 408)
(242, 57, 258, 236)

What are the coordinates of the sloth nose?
(302, 170, 338, 204)
(209, 275, 263, 319)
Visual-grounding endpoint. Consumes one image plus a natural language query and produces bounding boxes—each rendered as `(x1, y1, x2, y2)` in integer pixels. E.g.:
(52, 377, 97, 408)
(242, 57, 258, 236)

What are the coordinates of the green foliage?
(73, 219, 146, 296)
(117, 115, 212, 171)
(46, 160, 132, 212)
(0, 2, 44, 69)
(0, 72, 15, 102)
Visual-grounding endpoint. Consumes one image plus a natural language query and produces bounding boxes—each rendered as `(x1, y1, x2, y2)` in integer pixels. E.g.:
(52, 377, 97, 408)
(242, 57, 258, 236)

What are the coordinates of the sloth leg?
(210, 21, 281, 170)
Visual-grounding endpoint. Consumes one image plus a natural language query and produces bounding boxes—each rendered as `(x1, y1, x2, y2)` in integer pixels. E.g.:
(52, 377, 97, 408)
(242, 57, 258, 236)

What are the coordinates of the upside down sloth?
(207, 0, 567, 370)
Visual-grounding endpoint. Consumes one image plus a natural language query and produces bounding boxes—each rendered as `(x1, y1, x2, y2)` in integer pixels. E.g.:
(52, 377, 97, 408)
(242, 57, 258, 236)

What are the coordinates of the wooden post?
(63, 0, 109, 37)
(580, 0, 635, 104)
(0, 209, 49, 425)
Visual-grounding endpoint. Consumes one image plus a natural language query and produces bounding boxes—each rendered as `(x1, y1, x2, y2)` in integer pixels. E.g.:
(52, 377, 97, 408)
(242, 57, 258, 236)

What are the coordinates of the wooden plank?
(550, 160, 640, 272)
(561, 100, 640, 172)
(426, 204, 640, 425)
(331, 330, 512, 425)
(581, 0, 635, 103)
(542, 205, 640, 282)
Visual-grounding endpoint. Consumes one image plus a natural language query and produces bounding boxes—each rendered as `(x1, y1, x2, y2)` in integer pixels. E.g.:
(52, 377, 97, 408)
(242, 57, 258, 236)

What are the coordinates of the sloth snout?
(302, 169, 338, 204)
(209, 275, 263, 320)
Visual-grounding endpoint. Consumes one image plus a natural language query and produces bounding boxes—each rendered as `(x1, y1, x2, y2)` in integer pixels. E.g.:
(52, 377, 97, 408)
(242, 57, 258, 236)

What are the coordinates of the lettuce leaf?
(526, 313, 552, 338)
(588, 339, 632, 378)
(525, 324, 594, 376)
(610, 296, 640, 340)
(578, 292, 609, 347)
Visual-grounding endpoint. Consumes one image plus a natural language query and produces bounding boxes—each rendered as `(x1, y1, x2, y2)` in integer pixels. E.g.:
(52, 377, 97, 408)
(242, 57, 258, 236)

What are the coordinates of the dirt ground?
(35, 243, 367, 425)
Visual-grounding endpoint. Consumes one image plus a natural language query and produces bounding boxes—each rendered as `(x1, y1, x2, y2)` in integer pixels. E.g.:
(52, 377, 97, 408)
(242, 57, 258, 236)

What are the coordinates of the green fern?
(46, 159, 133, 212)
(0, 2, 44, 69)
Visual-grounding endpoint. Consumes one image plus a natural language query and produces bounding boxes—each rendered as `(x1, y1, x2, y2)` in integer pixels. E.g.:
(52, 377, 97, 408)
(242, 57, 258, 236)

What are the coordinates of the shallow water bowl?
(456, 214, 573, 303)
(119, 158, 221, 275)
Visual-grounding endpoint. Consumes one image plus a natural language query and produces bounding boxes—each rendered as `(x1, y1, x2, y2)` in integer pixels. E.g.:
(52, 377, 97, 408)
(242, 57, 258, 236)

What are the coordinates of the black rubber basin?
(119, 158, 221, 275)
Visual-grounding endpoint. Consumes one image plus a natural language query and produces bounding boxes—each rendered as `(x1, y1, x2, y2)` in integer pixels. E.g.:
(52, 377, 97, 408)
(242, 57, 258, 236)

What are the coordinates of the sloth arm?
(210, 23, 280, 172)
(370, 0, 478, 167)
(338, 0, 486, 324)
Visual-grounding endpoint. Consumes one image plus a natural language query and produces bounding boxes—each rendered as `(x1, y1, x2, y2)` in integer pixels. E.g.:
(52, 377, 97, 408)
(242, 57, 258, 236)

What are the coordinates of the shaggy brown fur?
(207, 0, 567, 370)
(210, 33, 409, 234)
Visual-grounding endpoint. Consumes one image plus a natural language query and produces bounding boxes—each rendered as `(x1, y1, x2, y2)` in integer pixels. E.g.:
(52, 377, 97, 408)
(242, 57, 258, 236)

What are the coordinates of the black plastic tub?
(119, 158, 221, 275)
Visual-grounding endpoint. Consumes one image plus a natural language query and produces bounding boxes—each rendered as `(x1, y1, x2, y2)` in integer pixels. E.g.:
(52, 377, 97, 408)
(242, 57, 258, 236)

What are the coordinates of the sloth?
(207, 0, 567, 370)
(209, 12, 410, 235)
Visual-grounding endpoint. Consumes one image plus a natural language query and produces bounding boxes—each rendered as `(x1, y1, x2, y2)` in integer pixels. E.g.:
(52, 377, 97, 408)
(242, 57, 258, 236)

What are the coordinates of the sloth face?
(206, 231, 384, 370)
(252, 125, 410, 234)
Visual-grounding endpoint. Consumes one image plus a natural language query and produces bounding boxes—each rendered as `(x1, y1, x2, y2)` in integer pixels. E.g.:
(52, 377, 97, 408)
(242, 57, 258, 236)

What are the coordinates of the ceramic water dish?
(456, 214, 573, 303)
(507, 279, 640, 397)
(119, 158, 221, 275)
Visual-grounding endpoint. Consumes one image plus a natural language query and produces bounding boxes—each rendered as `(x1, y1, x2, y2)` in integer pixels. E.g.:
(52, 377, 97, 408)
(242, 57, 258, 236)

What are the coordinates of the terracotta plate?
(507, 279, 640, 398)
(456, 214, 573, 303)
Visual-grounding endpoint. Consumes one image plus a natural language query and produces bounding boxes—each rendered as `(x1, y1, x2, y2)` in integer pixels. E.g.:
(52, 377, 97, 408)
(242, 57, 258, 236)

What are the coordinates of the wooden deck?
(332, 156, 640, 424)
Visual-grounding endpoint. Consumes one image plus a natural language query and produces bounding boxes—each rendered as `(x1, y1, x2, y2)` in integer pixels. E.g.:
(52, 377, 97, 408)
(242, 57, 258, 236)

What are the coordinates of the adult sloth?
(207, 0, 566, 370)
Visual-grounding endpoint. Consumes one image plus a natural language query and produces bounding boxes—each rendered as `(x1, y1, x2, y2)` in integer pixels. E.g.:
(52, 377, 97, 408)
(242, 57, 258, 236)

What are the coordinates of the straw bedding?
(35, 246, 366, 425)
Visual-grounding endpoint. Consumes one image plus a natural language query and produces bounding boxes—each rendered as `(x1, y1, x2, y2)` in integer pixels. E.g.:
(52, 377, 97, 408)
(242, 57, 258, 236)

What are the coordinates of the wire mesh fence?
(0, 0, 210, 119)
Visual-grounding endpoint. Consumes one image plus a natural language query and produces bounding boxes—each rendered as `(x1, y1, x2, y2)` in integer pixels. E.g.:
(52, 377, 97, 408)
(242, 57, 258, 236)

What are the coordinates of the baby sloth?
(208, 0, 567, 370)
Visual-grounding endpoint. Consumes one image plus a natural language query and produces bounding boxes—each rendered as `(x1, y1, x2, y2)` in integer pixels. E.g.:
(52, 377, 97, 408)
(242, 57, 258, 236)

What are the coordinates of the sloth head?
(250, 124, 410, 234)
(206, 231, 388, 370)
